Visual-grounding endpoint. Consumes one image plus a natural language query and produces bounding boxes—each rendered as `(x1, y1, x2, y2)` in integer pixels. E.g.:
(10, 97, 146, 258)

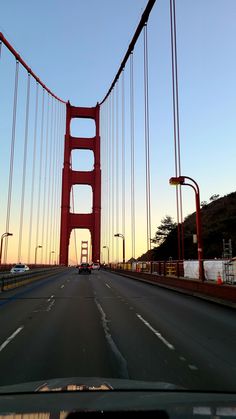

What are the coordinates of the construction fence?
(108, 259, 236, 284)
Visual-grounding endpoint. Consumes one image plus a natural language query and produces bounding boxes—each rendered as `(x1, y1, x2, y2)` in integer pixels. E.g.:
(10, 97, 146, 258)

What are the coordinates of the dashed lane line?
(136, 313, 175, 351)
(0, 326, 24, 352)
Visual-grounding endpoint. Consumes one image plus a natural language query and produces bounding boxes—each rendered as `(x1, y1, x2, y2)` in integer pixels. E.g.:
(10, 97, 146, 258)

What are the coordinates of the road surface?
(0, 268, 235, 391)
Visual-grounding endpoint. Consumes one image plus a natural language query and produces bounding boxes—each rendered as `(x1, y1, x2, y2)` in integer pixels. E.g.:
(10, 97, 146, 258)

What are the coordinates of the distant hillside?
(138, 191, 236, 261)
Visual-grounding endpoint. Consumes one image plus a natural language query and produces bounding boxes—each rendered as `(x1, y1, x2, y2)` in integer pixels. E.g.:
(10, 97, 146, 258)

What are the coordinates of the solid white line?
(106, 283, 111, 289)
(136, 314, 175, 351)
(0, 326, 24, 352)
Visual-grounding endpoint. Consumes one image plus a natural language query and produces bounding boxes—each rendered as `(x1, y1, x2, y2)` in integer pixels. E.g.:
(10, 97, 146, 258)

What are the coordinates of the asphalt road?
(0, 268, 235, 391)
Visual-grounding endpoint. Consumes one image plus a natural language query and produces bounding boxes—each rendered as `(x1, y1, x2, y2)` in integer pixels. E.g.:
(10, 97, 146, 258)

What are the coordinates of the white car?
(10, 264, 30, 273)
(92, 263, 100, 270)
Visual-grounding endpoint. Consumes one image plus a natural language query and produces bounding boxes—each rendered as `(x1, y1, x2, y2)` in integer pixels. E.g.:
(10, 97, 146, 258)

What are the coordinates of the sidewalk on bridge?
(110, 269, 236, 309)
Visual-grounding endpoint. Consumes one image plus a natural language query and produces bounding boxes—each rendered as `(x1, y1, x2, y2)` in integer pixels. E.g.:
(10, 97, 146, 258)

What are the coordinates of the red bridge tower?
(60, 102, 101, 265)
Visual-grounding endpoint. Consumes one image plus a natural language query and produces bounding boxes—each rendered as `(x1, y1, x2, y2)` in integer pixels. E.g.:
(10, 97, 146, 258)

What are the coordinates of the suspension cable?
(143, 24, 152, 252)
(0, 32, 66, 104)
(49, 98, 57, 261)
(41, 93, 50, 263)
(28, 82, 39, 263)
(45, 97, 54, 263)
(111, 90, 115, 262)
(35, 89, 45, 254)
(53, 102, 60, 263)
(116, 82, 119, 262)
(170, 0, 183, 259)
(121, 70, 126, 239)
(108, 96, 111, 262)
(4, 59, 19, 263)
(172, 0, 184, 259)
(100, 0, 156, 105)
(130, 54, 135, 259)
(18, 72, 31, 262)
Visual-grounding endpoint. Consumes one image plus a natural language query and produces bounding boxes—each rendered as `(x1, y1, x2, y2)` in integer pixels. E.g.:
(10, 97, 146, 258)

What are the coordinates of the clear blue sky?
(0, 0, 236, 262)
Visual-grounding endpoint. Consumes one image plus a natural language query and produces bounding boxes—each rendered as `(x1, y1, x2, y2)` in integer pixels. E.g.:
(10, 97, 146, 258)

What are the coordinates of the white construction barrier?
(184, 260, 225, 281)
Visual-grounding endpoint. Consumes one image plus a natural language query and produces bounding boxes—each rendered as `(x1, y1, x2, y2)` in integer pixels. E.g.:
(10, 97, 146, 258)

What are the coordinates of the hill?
(138, 191, 236, 261)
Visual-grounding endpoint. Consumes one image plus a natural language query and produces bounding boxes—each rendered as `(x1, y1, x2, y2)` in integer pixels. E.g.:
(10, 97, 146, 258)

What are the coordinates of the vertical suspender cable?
(49, 98, 57, 260)
(111, 90, 115, 263)
(170, 0, 181, 260)
(46, 97, 54, 263)
(116, 83, 119, 262)
(41, 93, 50, 264)
(55, 103, 64, 264)
(108, 96, 111, 261)
(53, 102, 60, 263)
(121, 70, 126, 240)
(103, 102, 108, 252)
(35, 88, 45, 252)
(130, 53, 135, 259)
(18, 72, 31, 262)
(28, 81, 39, 263)
(143, 25, 152, 252)
(101, 105, 105, 255)
(4, 59, 19, 263)
(172, 0, 184, 260)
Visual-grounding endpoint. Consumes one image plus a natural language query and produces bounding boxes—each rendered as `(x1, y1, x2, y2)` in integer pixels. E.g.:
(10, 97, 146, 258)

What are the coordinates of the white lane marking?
(95, 299, 129, 378)
(179, 356, 186, 361)
(47, 294, 54, 302)
(60, 285, 64, 289)
(136, 314, 175, 351)
(47, 299, 55, 312)
(188, 364, 198, 370)
(106, 283, 111, 289)
(0, 326, 24, 352)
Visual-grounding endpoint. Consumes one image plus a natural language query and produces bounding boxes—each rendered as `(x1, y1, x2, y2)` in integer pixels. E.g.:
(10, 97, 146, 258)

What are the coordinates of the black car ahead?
(78, 263, 92, 275)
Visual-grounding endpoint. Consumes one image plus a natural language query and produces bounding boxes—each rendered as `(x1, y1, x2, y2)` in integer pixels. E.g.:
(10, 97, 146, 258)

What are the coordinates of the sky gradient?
(0, 0, 236, 263)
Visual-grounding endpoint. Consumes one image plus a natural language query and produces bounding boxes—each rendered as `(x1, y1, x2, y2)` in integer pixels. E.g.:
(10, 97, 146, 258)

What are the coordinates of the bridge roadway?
(0, 267, 235, 391)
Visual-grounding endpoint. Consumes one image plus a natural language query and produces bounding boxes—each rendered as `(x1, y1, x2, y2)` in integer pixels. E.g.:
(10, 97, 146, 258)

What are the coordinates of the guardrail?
(0, 266, 68, 292)
(106, 261, 184, 277)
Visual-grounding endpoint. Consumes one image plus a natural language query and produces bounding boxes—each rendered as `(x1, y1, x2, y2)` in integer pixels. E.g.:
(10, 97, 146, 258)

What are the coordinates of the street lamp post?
(0, 232, 13, 266)
(35, 245, 42, 265)
(103, 246, 110, 265)
(169, 175, 204, 281)
(114, 234, 125, 264)
(49, 250, 55, 265)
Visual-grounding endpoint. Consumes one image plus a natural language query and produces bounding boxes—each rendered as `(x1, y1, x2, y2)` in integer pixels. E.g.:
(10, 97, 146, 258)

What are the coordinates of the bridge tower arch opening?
(68, 228, 92, 266)
(60, 102, 101, 266)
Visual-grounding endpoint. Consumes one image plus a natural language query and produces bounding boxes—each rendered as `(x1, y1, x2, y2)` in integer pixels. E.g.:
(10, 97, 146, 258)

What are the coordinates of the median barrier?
(0, 266, 68, 292)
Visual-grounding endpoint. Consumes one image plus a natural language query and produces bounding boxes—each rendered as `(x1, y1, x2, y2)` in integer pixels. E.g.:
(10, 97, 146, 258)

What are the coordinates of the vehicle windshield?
(0, 0, 236, 407)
